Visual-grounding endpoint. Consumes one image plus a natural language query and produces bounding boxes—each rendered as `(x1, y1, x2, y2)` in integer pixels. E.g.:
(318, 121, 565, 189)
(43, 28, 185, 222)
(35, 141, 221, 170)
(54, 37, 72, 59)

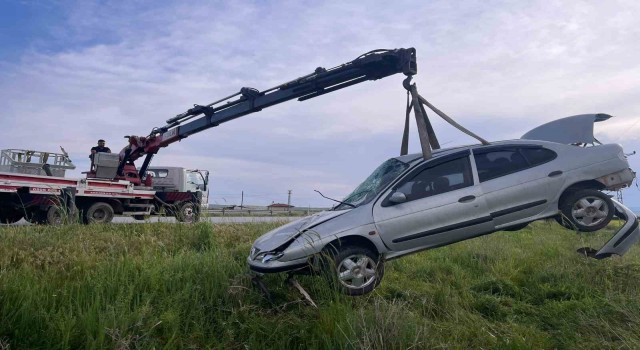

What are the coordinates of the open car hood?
(521, 113, 612, 144)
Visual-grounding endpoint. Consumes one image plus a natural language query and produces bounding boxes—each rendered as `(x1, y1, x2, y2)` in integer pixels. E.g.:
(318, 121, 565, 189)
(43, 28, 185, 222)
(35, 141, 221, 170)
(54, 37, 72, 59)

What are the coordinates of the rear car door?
(473, 144, 563, 228)
(373, 151, 495, 252)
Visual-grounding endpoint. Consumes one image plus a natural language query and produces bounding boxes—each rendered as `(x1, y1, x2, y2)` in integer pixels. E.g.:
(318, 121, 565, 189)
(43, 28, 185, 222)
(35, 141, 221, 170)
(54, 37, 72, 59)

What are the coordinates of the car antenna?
(314, 190, 356, 209)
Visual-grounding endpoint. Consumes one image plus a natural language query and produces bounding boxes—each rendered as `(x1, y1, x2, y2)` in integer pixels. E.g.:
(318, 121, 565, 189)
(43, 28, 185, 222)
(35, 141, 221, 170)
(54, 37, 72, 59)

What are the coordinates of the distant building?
(268, 203, 294, 211)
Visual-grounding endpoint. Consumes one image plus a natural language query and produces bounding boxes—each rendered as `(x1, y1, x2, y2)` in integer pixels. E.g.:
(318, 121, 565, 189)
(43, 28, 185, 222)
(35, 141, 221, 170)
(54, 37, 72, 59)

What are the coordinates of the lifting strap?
(400, 91, 412, 156)
(400, 82, 489, 160)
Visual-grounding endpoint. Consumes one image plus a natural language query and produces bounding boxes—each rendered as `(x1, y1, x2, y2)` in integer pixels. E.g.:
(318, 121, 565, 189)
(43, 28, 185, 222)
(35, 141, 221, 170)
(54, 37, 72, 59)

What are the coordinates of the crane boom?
(112, 48, 417, 184)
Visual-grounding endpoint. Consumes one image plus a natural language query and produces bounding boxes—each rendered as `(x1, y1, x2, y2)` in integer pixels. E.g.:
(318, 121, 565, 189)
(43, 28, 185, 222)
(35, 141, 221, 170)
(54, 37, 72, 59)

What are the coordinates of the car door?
(473, 144, 563, 228)
(373, 151, 495, 252)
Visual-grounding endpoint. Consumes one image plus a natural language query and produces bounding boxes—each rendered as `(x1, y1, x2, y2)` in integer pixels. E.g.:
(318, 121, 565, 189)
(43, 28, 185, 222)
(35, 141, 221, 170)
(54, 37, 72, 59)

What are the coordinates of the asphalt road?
(3, 216, 300, 226)
(112, 216, 299, 224)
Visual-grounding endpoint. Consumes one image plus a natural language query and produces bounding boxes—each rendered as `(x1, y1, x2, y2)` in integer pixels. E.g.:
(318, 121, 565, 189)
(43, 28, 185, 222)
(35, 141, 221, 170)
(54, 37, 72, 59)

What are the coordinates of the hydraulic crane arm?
(117, 48, 417, 181)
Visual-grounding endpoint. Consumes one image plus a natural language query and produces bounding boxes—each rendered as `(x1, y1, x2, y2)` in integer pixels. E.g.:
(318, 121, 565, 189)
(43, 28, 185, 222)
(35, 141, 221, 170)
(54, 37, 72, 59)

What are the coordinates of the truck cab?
(146, 167, 210, 221)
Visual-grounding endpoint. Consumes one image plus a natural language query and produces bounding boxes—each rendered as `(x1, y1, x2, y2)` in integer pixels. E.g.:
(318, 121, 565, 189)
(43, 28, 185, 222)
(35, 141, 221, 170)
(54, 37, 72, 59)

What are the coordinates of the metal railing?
(204, 207, 328, 216)
(0, 149, 75, 177)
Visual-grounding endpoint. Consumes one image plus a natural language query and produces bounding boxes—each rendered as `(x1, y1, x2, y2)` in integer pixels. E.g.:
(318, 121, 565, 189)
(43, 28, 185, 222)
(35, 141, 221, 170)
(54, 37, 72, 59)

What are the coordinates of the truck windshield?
(335, 158, 409, 210)
(187, 172, 205, 190)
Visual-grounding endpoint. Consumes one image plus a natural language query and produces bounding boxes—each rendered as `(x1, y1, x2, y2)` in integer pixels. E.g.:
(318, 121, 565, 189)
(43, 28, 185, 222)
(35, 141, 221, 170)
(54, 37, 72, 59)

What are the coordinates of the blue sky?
(0, 0, 639, 208)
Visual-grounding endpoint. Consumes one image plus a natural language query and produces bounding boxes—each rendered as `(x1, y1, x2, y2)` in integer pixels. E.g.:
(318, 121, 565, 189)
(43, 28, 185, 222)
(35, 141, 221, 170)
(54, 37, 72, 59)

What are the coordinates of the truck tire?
(0, 208, 23, 224)
(46, 206, 65, 225)
(84, 202, 114, 224)
(175, 202, 198, 223)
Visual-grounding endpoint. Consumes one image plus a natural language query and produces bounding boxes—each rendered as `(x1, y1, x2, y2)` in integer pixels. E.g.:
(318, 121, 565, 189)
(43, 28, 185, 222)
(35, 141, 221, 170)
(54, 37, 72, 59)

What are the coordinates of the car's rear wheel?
(323, 245, 384, 296)
(559, 189, 614, 232)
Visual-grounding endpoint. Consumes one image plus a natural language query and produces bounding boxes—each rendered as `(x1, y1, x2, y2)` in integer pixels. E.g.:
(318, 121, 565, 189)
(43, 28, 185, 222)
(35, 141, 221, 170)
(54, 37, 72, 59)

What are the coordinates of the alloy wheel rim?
(571, 196, 609, 227)
(337, 254, 377, 289)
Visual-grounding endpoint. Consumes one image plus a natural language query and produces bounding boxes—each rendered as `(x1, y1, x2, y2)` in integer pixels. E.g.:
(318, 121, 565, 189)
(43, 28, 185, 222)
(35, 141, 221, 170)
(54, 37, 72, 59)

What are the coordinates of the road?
(112, 216, 300, 224)
(3, 216, 300, 226)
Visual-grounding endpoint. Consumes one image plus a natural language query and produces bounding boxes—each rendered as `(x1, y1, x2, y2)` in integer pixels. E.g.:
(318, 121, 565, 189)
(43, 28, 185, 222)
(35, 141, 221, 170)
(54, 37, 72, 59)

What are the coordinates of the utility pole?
(287, 190, 292, 207)
(240, 191, 244, 208)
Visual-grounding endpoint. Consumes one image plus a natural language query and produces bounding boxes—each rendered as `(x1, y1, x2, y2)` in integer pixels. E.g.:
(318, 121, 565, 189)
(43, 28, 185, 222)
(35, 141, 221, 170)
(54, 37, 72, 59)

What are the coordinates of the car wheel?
(84, 202, 114, 224)
(175, 202, 198, 223)
(560, 189, 614, 232)
(324, 245, 384, 296)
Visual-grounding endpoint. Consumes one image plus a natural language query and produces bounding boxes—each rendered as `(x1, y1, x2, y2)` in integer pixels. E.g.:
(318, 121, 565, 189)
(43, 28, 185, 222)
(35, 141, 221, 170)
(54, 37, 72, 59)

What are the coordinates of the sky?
(0, 0, 639, 208)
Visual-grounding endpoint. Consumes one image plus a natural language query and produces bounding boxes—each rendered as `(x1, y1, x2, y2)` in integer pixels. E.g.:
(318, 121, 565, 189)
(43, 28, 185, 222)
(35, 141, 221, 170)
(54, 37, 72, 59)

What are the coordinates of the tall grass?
(0, 221, 639, 349)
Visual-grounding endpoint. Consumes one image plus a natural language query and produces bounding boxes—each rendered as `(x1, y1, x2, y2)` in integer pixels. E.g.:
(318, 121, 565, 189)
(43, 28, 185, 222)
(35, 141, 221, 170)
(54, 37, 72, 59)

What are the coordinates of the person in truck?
(89, 139, 111, 169)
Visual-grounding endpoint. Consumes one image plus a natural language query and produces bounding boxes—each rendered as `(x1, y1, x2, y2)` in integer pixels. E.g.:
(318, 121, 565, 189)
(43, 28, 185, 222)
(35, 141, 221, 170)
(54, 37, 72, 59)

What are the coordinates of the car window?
(396, 156, 473, 202)
(474, 146, 556, 182)
(335, 158, 409, 210)
(520, 148, 557, 166)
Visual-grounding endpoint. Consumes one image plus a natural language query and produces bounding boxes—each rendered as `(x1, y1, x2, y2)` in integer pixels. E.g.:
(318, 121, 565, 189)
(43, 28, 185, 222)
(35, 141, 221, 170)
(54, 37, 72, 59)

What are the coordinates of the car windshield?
(335, 158, 409, 210)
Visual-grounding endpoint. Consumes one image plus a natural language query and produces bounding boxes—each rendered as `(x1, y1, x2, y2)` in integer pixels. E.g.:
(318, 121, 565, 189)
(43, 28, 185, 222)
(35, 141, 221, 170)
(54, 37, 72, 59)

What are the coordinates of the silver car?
(248, 114, 639, 295)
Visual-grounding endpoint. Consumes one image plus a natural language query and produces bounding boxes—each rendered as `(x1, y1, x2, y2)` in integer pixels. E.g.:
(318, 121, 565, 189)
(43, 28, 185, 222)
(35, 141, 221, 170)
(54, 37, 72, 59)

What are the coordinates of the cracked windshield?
(335, 158, 409, 210)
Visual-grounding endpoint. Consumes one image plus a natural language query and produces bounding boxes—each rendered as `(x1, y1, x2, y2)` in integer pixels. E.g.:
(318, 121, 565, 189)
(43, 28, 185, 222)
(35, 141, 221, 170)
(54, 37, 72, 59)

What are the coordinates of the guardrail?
(204, 207, 328, 216)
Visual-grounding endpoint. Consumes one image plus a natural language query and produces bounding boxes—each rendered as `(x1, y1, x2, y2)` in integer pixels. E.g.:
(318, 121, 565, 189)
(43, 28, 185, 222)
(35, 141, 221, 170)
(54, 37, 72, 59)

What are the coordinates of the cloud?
(1, 0, 639, 206)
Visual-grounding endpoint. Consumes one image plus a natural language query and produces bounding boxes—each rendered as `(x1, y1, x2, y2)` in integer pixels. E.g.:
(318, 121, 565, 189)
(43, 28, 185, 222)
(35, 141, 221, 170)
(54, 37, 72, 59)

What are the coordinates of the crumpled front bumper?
(247, 256, 310, 274)
(579, 198, 640, 259)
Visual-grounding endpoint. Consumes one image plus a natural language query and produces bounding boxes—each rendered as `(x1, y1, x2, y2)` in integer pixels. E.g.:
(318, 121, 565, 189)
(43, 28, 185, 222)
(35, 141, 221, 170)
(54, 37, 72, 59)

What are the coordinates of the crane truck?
(0, 48, 417, 225)
(0, 148, 209, 224)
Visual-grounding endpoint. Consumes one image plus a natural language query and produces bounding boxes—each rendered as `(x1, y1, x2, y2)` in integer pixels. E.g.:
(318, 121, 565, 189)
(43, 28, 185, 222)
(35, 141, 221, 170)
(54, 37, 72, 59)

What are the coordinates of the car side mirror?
(389, 191, 407, 204)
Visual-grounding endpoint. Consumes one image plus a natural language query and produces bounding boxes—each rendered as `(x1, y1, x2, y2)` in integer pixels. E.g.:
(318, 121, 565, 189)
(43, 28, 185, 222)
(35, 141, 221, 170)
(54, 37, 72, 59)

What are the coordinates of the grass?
(0, 220, 639, 349)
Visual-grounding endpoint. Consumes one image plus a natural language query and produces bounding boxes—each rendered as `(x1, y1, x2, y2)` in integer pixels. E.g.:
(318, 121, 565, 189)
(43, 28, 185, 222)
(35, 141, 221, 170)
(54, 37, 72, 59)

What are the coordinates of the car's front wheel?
(559, 189, 614, 232)
(324, 245, 384, 296)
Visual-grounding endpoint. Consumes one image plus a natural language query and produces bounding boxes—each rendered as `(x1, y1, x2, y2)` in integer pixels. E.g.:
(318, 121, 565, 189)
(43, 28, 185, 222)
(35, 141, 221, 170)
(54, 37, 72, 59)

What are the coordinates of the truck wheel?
(559, 189, 614, 232)
(175, 202, 198, 223)
(0, 208, 23, 224)
(46, 206, 65, 225)
(84, 202, 114, 224)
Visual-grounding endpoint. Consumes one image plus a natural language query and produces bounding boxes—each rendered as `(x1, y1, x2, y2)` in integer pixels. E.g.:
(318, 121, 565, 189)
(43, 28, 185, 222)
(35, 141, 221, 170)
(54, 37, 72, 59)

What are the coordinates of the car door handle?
(548, 170, 563, 177)
(458, 195, 476, 203)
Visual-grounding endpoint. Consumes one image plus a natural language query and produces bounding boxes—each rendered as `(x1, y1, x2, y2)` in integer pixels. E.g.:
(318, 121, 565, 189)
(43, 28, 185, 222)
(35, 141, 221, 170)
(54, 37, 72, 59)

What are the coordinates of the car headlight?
(253, 250, 284, 263)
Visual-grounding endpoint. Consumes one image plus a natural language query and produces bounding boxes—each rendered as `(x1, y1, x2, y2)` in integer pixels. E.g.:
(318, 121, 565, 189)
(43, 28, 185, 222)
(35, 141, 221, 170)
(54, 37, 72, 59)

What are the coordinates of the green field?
(1, 221, 639, 349)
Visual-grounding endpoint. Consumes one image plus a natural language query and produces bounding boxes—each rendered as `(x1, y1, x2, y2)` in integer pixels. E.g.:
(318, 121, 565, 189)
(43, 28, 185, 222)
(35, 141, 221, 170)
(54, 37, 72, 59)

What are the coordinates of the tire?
(0, 208, 23, 224)
(559, 189, 614, 232)
(25, 209, 46, 224)
(175, 202, 198, 223)
(323, 245, 384, 296)
(45, 206, 65, 225)
(84, 202, 114, 224)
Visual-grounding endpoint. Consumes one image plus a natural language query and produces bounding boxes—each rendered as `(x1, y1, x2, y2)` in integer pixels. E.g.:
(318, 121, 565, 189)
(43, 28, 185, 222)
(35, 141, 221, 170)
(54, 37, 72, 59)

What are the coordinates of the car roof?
(395, 139, 560, 163)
